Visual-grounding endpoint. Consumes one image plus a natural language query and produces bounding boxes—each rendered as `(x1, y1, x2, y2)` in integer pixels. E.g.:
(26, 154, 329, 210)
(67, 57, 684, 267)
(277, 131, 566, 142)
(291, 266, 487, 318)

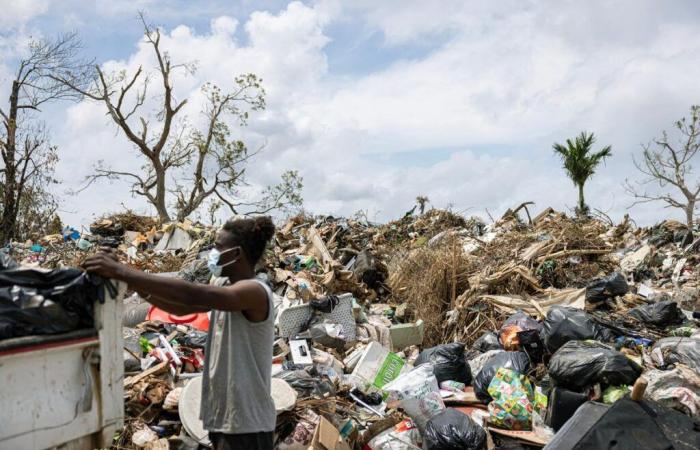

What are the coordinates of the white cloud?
(43, 0, 700, 227)
(0, 0, 48, 27)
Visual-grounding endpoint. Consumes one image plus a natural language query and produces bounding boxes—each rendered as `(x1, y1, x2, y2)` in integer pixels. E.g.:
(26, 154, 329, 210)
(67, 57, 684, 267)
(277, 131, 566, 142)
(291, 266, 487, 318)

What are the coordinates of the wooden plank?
(124, 361, 168, 388)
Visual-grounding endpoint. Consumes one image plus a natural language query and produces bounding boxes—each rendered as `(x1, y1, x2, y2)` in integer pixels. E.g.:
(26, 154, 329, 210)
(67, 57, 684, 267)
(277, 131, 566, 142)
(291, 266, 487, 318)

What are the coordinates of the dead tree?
(416, 195, 429, 215)
(56, 16, 302, 222)
(0, 33, 91, 243)
(625, 105, 700, 232)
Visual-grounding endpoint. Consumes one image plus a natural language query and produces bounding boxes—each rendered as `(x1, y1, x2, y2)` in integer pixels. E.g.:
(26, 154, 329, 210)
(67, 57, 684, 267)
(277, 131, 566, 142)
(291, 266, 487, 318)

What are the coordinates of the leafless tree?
(625, 105, 700, 231)
(55, 15, 302, 223)
(0, 33, 92, 243)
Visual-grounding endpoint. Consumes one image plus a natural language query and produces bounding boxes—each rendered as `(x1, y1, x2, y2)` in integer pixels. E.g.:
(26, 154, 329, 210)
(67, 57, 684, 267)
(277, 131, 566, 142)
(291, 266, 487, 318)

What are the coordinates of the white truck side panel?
(0, 282, 124, 450)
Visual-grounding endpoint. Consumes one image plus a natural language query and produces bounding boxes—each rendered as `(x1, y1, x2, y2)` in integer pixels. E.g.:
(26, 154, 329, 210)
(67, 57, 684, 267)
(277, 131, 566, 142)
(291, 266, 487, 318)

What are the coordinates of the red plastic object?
(147, 306, 210, 331)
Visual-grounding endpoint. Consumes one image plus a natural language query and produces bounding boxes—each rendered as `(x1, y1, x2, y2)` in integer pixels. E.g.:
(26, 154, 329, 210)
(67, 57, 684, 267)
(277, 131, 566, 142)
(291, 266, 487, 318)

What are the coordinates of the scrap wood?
(488, 428, 549, 447)
(308, 227, 338, 271)
(124, 361, 168, 388)
(536, 247, 612, 262)
(480, 288, 586, 316)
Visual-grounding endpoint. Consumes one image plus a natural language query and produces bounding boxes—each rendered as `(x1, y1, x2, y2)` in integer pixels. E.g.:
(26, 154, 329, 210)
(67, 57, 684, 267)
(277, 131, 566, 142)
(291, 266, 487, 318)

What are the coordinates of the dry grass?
(389, 236, 472, 347)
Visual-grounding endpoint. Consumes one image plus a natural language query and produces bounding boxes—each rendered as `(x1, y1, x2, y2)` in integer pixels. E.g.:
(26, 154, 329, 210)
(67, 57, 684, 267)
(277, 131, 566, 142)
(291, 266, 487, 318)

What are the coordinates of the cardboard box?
(309, 416, 352, 450)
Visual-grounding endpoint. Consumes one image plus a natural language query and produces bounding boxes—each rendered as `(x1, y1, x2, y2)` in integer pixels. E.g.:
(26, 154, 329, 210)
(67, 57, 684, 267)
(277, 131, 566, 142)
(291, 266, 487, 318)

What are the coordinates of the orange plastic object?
(147, 306, 210, 331)
(499, 325, 523, 351)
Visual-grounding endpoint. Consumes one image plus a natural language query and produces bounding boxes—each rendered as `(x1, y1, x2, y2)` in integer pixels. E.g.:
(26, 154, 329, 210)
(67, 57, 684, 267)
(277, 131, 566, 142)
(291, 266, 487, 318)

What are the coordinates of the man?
(84, 216, 277, 450)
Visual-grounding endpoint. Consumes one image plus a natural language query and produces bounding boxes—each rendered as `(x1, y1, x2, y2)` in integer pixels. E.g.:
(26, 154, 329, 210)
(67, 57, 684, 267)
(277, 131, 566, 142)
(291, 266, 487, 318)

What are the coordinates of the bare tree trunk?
(153, 161, 170, 223)
(0, 81, 20, 244)
(577, 183, 585, 213)
(686, 199, 695, 232)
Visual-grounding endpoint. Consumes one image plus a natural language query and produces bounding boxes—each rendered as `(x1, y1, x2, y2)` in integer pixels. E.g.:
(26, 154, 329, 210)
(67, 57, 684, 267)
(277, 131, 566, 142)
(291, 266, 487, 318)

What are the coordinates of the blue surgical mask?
(207, 247, 240, 277)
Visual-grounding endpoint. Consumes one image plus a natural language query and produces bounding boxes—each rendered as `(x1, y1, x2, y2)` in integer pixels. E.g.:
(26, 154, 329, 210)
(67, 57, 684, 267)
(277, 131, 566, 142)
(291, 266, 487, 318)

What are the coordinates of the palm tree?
(553, 132, 611, 215)
(416, 195, 429, 214)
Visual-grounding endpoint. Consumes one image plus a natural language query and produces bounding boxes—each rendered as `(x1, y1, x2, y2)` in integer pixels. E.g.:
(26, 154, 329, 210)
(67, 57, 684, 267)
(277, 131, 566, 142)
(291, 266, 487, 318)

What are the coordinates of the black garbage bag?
(415, 343, 472, 385)
(517, 329, 544, 362)
(353, 250, 385, 289)
(548, 341, 642, 391)
(545, 398, 700, 450)
(0, 252, 18, 271)
(424, 408, 487, 450)
(585, 272, 628, 304)
(309, 295, 340, 313)
(628, 301, 685, 327)
(275, 370, 335, 398)
(0, 269, 115, 340)
(541, 306, 613, 353)
(180, 330, 208, 348)
(501, 310, 542, 333)
(474, 351, 530, 402)
(651, 337, 700, 372)
(472, 331, 502, 352)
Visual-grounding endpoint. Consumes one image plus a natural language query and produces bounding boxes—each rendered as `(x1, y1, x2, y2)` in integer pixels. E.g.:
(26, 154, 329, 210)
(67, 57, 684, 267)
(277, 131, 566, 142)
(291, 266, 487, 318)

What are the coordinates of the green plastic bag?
(487, 368, 537, 430)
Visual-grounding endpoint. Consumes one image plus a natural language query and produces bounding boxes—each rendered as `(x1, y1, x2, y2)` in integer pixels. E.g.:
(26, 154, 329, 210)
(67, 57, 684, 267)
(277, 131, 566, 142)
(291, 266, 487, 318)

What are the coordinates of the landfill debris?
(414, 343, 471, 385)
(474, 351, 530, 402)
(544, 397, 700, 450)
(644, 364, 700, 417)
(487, 368, 544, 431)
(548, 340, 643, 391)
(4, 206, 700, 449)
(423, 408, 487, 450)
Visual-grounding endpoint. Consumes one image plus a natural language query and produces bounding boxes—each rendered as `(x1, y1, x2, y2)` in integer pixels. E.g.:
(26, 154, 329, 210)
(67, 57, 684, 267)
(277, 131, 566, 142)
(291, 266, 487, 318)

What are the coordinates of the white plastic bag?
(383, 364, 445, 430)
(367, 420, 422, 450)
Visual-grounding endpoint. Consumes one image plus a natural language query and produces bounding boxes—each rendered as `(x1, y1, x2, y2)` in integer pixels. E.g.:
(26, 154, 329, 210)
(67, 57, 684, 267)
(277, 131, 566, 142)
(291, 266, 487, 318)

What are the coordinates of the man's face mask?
(207, 246, 240, 277)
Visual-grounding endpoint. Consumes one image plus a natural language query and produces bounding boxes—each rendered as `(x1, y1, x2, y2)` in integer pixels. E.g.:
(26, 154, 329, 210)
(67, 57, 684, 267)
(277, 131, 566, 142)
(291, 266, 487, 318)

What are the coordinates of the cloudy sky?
(2, 0, 700, 227)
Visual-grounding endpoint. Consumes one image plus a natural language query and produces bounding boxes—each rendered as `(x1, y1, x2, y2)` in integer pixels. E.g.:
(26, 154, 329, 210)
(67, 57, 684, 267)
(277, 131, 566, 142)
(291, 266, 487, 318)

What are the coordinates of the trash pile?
(4, 206, 700, 449)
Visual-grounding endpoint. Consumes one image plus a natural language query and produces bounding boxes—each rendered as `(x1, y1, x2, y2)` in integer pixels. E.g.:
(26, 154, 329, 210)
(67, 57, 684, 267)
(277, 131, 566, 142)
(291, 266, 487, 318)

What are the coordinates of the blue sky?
(3, 0, 700, 226)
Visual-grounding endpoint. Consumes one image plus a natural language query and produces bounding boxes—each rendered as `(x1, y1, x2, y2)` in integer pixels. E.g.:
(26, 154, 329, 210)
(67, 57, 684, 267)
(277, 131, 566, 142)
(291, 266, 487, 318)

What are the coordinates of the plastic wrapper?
(498, 311, 542, 351)
(629, 301, 685, 327)
(602, 385, 629, 404)
(424, 408, 487, 450)
(541, 306, 613, 353)
(585, 272, 629, 304)
(415, 343, 471, 385)
(440, 381, 465, 392)
(367, 419, 422, 450)
(383, 364, 446, 430)
(473, 351, 530, 402)
(548, 340, 642, 391)
(487, 368, 537, 430)
(472, 331, 502, 352)
(644, 364, 700, 418)
(650, 337, 700, 372)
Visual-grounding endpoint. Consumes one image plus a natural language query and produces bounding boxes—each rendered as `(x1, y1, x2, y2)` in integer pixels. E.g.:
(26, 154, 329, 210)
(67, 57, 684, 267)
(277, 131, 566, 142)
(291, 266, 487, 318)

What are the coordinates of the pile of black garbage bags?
(0, 253, 114, 340)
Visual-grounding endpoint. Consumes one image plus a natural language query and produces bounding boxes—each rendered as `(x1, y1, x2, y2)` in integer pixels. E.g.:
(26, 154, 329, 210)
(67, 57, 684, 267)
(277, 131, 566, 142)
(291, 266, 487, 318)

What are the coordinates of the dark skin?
(82, 229, 269, 322)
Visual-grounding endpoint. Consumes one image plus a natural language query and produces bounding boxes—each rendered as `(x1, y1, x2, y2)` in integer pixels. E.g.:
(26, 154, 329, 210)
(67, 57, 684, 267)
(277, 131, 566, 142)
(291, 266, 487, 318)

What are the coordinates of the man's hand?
(82, 252, 126, 280)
